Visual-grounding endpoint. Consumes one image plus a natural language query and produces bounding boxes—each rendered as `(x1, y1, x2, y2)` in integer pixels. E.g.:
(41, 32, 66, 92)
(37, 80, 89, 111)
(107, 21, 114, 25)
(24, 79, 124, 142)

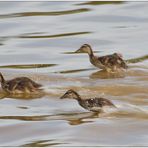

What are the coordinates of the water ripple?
(0, 8, 90, 19)
(19, 31, 91, 39)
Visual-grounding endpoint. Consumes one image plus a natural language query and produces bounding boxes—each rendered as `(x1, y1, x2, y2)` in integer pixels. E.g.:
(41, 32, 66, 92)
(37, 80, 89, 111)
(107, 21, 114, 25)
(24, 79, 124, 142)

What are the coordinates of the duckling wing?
(79, 98, 115, 112)
(6, 78, 26, 91)
(96, 98, 115, 107)
(79, 98, 103, 112)
(7, 77, 41, 91)
(23, 77, 42, 88)
(98, 54, 128, 69)
(84, 98, 115, 108)
(6, 79, 21, 91)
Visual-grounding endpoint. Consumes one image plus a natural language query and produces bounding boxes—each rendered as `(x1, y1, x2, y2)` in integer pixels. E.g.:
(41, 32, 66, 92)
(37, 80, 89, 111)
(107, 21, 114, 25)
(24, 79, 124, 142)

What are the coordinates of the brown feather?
(0, 74, 42, 94)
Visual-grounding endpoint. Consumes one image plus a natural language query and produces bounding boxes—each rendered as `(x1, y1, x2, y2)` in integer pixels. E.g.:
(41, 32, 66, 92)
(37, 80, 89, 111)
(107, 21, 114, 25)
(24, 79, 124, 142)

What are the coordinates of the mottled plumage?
(0, 73, 42, 94)
(79, 97, 115, 112)
(75, 44, 128, 72)
(60, 89, 116, 112)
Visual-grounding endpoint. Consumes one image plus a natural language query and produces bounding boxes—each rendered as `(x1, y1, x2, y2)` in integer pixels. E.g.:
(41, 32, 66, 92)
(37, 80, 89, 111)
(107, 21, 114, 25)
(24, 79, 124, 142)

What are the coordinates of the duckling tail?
(0, 72, 5, 84)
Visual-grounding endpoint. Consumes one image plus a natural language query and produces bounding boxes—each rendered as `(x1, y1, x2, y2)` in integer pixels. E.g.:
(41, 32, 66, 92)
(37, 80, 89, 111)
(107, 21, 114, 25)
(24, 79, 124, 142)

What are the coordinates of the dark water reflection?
(0, 1, 148, 147)
(0, 8, 90, 19)
(19, 31, 91, 39)
(0, 64, 57, 69)
(77, 1, 124, 6)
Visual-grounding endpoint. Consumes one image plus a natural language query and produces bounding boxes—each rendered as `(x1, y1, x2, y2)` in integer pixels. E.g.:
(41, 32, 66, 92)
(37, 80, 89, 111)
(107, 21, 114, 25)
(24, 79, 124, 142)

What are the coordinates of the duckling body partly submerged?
(75, 44, 128, 72)
(60, 89, 116, 112)
(0, 73, 42, 94)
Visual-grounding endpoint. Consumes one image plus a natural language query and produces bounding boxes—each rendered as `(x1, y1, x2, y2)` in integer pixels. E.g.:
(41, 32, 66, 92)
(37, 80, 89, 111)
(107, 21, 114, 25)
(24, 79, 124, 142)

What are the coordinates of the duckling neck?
(76, 96, 82, 102)
(87, 49, 94, 58)
(73, 92, 82, 101)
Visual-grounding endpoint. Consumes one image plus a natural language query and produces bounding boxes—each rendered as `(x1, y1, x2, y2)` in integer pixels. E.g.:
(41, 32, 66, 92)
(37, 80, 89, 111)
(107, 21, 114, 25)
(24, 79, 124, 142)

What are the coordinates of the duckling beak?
(75, 48, 82, 53)
(60, 94, 66, 99)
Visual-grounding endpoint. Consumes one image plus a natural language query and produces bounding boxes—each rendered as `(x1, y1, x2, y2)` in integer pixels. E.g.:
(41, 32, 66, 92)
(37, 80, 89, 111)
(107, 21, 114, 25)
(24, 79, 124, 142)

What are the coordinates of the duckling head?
(60, 89, 81, 100)
(75, 44, 93, 55)
(114, 53, 123, 58)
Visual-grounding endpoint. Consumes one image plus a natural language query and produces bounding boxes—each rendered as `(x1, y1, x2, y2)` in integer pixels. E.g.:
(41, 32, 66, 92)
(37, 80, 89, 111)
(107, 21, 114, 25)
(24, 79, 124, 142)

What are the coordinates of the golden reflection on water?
(0, 107, 147, 124)
(0, 91, 45, 100)
(21, 139, 62, 147)
(89, 70, 126, 79)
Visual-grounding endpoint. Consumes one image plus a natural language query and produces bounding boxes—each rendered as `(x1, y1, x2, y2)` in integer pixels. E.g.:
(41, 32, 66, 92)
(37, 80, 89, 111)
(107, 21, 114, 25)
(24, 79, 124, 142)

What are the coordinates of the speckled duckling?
(0, 72, 42, 94)
(60, 89, 116, 112)
(75, 44, 128, 72)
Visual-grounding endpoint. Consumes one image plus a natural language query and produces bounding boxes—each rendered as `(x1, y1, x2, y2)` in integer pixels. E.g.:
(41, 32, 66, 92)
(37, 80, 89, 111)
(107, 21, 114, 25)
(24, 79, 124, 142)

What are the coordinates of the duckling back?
(3, 77, 42, 94)
(78, 97, 116, 112)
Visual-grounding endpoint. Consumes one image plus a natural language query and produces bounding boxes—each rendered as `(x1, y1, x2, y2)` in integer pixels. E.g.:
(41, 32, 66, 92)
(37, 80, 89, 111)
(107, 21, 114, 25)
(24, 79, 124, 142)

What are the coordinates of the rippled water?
(0, 1, 148, 146)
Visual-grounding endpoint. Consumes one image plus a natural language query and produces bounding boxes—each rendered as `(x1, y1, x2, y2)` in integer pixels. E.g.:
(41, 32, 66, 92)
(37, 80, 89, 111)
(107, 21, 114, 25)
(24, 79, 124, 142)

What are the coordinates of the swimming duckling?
(0, 72, 42, 94)
(60, 89, 116, 112)
(75, 44, 128, 72)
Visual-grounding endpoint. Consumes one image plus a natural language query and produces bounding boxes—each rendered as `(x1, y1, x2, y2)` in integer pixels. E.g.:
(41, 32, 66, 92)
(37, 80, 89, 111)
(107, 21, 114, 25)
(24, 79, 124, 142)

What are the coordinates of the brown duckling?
(60, 89, 116, 112)
(0, 72, 42, 94)
(75, 44, 128, 72)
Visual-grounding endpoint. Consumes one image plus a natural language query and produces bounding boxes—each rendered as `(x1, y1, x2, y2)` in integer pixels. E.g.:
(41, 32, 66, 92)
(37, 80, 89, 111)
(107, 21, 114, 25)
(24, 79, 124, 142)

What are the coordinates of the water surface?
(0, 1, 148, 146)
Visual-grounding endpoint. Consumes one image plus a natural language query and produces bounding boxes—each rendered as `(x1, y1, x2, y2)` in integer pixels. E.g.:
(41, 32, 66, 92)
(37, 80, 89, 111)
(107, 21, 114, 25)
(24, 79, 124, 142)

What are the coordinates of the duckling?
(0, 72, 42, 94)
(60, 89, 116, 112)
(75, 44, 128, 72)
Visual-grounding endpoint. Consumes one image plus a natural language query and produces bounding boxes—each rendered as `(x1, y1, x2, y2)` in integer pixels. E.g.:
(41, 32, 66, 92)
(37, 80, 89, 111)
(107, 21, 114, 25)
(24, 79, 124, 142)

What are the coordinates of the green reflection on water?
(21, 139, 62, 147)
(19, 31, 91, 39)
(0, 31, 91, 40)
(55, 68, 94, 74)
(126, 55, 148, 64)
(0, 64, 57, 69)
(0, 8, 90, 19)
(77, 1, 124, 6)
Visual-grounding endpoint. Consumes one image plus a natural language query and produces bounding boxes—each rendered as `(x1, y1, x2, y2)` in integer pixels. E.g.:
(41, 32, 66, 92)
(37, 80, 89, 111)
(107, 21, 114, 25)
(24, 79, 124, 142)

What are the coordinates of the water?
(0, 1, 148, 146)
